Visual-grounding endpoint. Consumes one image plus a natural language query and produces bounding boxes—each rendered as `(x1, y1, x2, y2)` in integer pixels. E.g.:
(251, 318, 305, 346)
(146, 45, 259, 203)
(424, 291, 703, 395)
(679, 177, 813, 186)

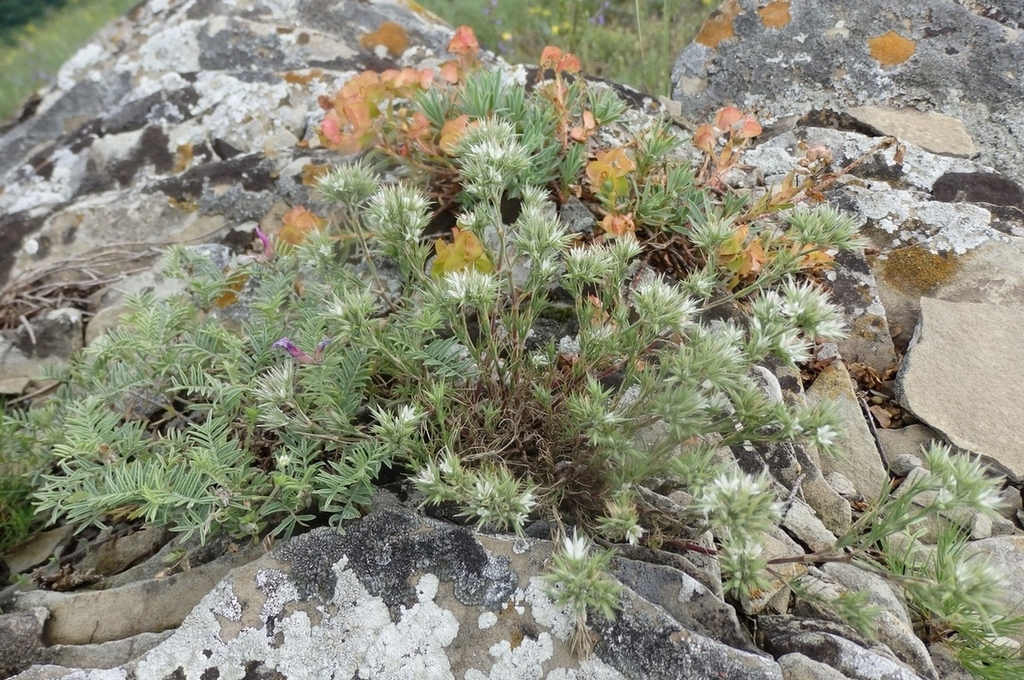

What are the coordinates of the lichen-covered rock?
(672, 0, 1024, 187)
(15, 508, 785, 679)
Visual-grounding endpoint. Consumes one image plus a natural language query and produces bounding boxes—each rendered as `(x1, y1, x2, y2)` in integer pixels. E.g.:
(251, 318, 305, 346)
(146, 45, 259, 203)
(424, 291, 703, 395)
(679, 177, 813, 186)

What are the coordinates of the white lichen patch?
(56, 43, 110, 91)
(478, 612, 498, 629)
(255, 568, 300, 621)
(522, 577, 573, 641)
(190, 73, 295, 152)
(359, 573, 459, 678)
(135, 20, 203, 74)
(208, 581, 243, 621)
(0, 147, 88, 214)
(133, 558, 466, 679)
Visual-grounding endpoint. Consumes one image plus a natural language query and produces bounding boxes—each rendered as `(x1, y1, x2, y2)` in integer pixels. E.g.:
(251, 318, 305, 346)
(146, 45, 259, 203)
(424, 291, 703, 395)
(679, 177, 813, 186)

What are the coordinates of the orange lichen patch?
(757, 1, 791, 29)
(695, 0, 740, 48)
(359, 21, 410, 58)
(282, 69, 325, 85)
(868, 31, 916, 67)
(879, 244, 960, 295)
(300, 162, 332, 187)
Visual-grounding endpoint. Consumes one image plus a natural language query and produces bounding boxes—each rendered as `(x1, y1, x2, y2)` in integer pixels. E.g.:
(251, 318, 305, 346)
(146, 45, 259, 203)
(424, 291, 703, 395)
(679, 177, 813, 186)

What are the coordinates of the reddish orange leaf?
(448, 25, 480, 56)
(556, 53, 581, 74)
(278, 206, 326, 245)
(600, 213, 636, 238)
(439, 114, 470, 154)
(715, 106, 743, 130)
(737, 116, 762, 139)
(540, 46, 563, 70)
(693, 124, 716, 153)
(570, 110, 596, 141)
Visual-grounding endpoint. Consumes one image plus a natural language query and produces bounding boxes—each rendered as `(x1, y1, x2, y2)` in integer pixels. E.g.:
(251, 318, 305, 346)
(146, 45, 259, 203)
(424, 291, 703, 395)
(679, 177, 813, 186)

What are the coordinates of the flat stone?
(897, 298, 1024, 481)
(3, 527, 73, 576)
(847, 106, 976, 158)
(14, 545, 263, 645)
(778, 652, 850, 680)
(875, 424, 943, 472)
(871, 236, 1024, 352)
(41, 631, 173, 670)
(805, 361, 889, 499)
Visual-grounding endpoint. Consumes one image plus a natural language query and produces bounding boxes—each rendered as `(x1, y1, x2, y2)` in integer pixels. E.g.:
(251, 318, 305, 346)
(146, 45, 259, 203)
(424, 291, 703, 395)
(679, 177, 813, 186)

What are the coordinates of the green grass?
(0, 0, 139, 122)
(418, 0, 716, 96)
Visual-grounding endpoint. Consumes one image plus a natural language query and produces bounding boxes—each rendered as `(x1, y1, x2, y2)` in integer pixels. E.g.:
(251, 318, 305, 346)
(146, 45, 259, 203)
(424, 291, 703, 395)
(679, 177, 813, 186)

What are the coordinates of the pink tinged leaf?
(321, 112, 344, 145)
(714, 106, 743, 130)
(737, 116, 763, 140)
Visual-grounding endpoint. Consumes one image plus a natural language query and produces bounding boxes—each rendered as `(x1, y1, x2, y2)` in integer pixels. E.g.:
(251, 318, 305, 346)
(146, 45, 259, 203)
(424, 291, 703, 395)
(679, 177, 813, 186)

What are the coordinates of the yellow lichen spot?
(695, 0, 740, 48)
(359, 21, 410, 58)
(879, 244, 960, 295)
(173, 142, 193, 174)
(867, 31, 916, 67)
(757, 1, 791, 29)
(282, 69, 324, 85)
(300, 162, 332, 187)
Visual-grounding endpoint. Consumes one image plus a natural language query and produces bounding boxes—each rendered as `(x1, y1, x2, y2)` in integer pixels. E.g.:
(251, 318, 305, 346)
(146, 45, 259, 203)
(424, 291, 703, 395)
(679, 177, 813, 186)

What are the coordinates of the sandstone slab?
(805, 361, 889, 499)
(897, 298, 1024, 481)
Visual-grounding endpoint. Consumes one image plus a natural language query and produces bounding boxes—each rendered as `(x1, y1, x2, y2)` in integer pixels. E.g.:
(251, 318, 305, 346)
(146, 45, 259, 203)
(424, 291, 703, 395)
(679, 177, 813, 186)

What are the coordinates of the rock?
(805, 361, 889, 499)
(872, 236, 1024, 352)
(0, 608, 47, 677)
(799, 565, 935, 678)
(894, 467, 994, 540)
(2, 527, 73, 576)
(875, 424, 942, 473)
(40, 632, 173, 671)
(0, 308, 83, 394)
(757, 615, 928, 680)
(15, 508, 784, 679)
(610, 556, 756, 653)
(846, 106, 976, 158)
(75, 527, 171, 580)
(887, 453, 924, 477)
(781, 498, 837, 553)
(777, 652, 850, 679)
(961, 537, 1024, 645)
(740, 526, 806, 616)
(13, 544, 263, 645)
(672, 0, 1024, 187)
(820, 563, 911, 628)
(897, 298, 1024, 481)
(926, 643, 974, 680)
(823, 250, 898, 375)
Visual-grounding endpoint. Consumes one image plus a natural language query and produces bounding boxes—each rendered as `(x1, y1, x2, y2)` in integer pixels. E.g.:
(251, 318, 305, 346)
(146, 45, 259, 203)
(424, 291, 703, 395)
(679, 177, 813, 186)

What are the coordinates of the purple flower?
(255, 226, 275, 261)
(273, 337, 315, 364)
